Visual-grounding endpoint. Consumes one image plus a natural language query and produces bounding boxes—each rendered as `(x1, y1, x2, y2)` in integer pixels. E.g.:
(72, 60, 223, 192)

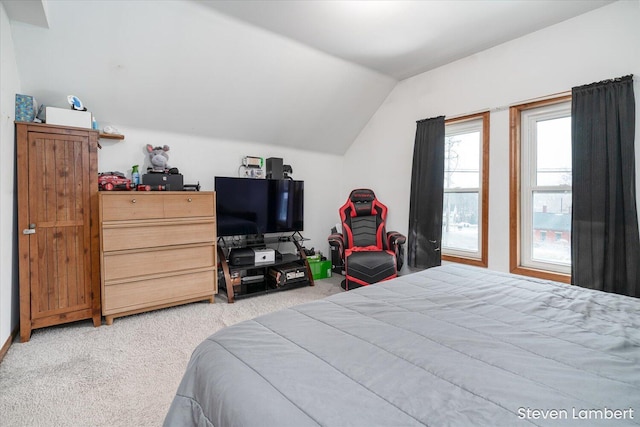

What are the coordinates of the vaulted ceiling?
(200, 0, 615, 80)
(4, 0, 614, 154)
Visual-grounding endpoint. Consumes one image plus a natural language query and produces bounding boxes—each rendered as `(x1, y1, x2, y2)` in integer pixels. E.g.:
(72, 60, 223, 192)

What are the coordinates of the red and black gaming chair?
(328, 189, 406, 290)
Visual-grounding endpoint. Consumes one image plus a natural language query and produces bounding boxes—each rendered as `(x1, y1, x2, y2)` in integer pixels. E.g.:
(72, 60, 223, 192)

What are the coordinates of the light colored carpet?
(0, 277, 343, 427)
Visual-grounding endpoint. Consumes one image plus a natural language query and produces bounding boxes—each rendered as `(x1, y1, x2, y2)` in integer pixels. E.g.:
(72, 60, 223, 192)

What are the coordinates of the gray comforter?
(164, 264, 640, 426)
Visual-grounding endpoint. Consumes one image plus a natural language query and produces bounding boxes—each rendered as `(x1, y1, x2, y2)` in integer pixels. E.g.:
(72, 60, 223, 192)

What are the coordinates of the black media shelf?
(217, 234, 314, 303)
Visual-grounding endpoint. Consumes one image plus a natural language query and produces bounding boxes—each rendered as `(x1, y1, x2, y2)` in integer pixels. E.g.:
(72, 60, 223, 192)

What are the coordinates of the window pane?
(442, 192, 479, 252)
(515, 98, 571, 277)
(536, 117, 571, 186)
(531, 191, 571, 265)
(444, 132, 480, 189)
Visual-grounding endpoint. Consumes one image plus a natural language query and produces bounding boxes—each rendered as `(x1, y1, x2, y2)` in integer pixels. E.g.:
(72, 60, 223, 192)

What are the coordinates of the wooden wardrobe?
(16, 122, 101, 342)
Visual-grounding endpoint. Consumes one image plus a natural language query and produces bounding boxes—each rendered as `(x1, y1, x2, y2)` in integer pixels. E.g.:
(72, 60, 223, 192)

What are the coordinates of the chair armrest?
(328, 233, 345, 261)
(328, 233, 344, 244)
(387, 231, 406, 270)
(387, 231, 406, 248)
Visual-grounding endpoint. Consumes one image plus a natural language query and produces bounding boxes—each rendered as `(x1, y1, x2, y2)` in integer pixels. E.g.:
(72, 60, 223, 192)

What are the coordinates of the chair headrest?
(349, 189, 376, 203)
(348, 189, 376, 217)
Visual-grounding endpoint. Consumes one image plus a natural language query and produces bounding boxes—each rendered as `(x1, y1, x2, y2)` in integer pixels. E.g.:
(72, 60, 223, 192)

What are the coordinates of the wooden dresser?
(99, 192, 217, 324)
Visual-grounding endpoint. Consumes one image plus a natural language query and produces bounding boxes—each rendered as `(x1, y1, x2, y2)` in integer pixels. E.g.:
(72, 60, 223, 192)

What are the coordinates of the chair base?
(341, 279, 365, 291)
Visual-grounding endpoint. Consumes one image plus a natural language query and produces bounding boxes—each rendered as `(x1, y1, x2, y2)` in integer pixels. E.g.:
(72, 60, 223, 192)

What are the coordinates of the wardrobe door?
(17, 123, 101, 342)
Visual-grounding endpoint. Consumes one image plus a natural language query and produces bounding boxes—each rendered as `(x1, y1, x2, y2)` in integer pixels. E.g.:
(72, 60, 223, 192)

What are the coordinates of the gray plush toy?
(146, 144, 170, 172)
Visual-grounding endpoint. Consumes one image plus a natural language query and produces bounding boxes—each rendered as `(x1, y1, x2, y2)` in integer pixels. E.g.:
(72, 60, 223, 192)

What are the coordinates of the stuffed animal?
(146, 144, 170, 172)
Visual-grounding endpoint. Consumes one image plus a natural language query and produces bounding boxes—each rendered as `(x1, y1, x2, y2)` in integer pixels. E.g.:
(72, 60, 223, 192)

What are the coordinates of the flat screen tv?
(215, 177, 304, 237)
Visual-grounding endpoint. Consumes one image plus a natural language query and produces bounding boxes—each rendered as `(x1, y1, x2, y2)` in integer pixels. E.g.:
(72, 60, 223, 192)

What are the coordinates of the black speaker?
(266, 157, 284, 180)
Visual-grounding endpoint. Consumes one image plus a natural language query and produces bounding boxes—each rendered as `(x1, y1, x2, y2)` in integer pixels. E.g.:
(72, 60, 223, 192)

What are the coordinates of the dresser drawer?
(163, 193, 215, 218)
(99, 191, 217, 322)
(101, 193, 165, 221)
(102, 220, 215, 251)
(103, 270, 214, 314)
(103, 244, 215, 281)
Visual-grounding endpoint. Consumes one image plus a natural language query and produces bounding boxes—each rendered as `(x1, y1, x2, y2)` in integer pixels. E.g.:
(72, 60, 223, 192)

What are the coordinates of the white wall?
(3, 2, 639, 349)
(97, 128, 345, 258)
(0, 2, 21, 347)
(343, 0, 640, 273)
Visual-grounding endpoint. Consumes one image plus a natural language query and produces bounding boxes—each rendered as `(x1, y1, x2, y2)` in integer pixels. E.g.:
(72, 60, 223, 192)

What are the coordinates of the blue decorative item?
(67, 95, 86, 111)
(15, 94, 36, 122)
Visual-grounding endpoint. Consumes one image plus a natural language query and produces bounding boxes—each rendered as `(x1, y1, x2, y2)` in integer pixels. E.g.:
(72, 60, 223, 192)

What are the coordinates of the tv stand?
(217, 233, 314, 303)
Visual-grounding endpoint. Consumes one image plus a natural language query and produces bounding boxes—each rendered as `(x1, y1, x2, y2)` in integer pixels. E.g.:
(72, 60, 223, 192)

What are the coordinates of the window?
(510, 95, 572, 283)
(442, 112, 489, 267)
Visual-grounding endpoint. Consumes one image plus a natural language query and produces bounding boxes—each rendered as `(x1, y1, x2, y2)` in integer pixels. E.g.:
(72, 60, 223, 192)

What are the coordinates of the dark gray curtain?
(571, 75, 639, 297)
(408, 116, 445, 269)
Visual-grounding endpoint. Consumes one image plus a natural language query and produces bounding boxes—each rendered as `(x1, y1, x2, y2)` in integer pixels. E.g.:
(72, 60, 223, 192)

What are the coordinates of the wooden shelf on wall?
(98, 133, 125, 140)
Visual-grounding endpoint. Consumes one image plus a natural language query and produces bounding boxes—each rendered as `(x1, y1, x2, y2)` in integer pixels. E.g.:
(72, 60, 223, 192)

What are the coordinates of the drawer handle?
(187, 198, 192, 202)
(131, 199, 136, 204)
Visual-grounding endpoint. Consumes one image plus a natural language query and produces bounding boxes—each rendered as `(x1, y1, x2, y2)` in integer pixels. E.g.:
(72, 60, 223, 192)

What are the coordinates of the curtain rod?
(416, 115, 445, 124)
(444, 90, 571, 121)
(445, 75, 638, 120)
(573, 74, 635, 91)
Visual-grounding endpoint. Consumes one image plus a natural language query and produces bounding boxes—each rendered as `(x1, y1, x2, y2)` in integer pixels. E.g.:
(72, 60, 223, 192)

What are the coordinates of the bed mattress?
(164, 264, 640, 426)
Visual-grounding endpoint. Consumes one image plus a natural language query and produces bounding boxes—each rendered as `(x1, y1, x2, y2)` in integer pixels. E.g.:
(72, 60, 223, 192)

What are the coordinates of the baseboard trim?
(0, 326, 18, 364)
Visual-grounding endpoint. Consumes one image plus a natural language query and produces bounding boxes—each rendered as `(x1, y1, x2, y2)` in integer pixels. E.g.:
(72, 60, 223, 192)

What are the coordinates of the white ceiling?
(198, 0, 615, 80)
(4, 0, 616, 154)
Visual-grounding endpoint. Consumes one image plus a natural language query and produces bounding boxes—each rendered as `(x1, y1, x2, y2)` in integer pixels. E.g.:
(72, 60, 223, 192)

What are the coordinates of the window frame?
(442, 111, 489, 268)
(509, 95, 572, 283)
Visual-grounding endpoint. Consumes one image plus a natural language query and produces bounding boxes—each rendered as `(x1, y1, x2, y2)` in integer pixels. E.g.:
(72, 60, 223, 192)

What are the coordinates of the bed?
(164, 264, 640, 426)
